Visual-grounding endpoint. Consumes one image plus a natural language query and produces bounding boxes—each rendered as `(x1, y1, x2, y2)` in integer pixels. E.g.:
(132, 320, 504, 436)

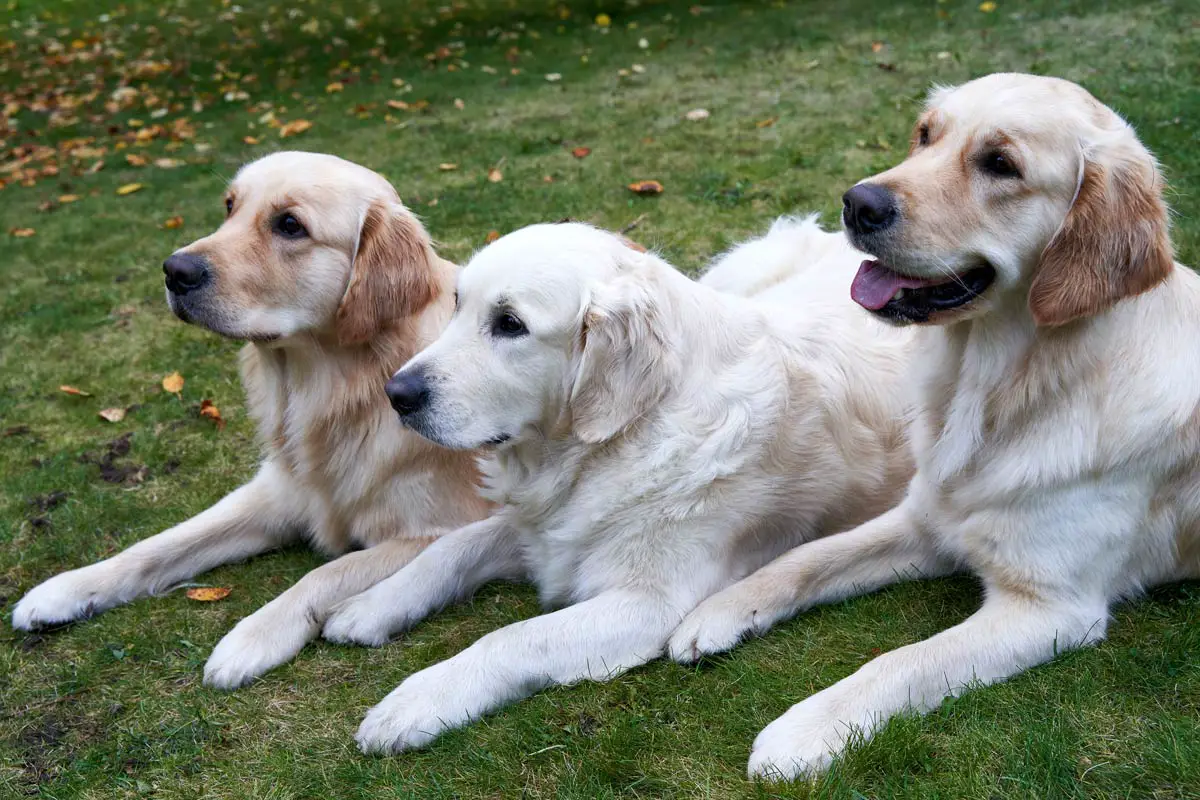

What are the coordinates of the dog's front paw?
(322, 592, 395, 647)
(12, 571, 106, 631)
(356, 670, 461, 754)
(747, 691, 862, 781)
(668, 591, 767, 663)
(204, 611, 316, 689)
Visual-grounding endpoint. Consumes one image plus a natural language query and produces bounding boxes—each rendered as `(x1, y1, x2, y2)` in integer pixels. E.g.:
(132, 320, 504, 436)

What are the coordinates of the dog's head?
(842, 73, 1172, 327)
(163, 151, 437, 344)
(384, 222, 678, 450)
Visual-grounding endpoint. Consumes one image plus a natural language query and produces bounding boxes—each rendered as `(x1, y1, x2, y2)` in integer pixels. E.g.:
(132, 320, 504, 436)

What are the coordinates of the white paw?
(668, 592, 766, 663)
(747, 691, 864, 781)
(203, 611, 316, 689)
(355, 669, 462, 754)
(322, 593, 394, 647)
(12, 571, 107, 630)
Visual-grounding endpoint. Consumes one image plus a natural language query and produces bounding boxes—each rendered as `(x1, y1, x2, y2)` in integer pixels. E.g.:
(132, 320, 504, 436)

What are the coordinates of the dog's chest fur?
(240, 336, 485, 554)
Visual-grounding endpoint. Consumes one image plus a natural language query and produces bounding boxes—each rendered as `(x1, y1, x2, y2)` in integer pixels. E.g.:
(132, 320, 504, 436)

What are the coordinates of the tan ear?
(1029, 152, 1173, 326)
(569, 276, 676, 444)
(336, 201, 439, 346)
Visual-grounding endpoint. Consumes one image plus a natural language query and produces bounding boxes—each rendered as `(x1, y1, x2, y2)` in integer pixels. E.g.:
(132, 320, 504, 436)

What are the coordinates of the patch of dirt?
(78, 432, 149, 485)
(27, 491, 68, 512)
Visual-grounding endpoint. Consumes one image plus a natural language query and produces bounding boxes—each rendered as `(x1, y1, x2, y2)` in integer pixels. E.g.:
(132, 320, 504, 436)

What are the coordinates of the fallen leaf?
(487, 167, 503, 183)
(871, 41, 885, 52)
(199, 399, 225, 429)
(162, 371, 184, 395)
(99, 407, 126, 423)
(153, 158, 183, 169)
(485, 230, 500, 243)
(186, 587, 231, 602)
(756, 117, 778, 128)
(979, 0, 996, 10)
(243, 135, 260, 145)
(116, 183, 144, 196)
(545, 73, 562, 82)
(595, 13, 612, 27)
(387, 99, 409, 110)
(60, 385, 91, 397)
(58, 194, 81, 203)
(325, 81, 344, 93)
(163, 215, 183, 229)
(572, 147, 591, 158)
(627, 180, 664, 196)
(438, 162, 459, 171)
(11, 227, 36, 237)
(684, 108, 710, 121)
(454, 98, 465, 109)
(125, 153, 148, 167)
(278, 119, 312, 138)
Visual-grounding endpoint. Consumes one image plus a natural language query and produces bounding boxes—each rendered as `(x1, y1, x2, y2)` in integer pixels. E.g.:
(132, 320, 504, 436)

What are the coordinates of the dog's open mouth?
(850, 260, 995, 322)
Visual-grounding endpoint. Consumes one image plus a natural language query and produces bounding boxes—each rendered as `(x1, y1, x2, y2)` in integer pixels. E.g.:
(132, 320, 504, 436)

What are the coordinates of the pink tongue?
(850, 260, 941, 310)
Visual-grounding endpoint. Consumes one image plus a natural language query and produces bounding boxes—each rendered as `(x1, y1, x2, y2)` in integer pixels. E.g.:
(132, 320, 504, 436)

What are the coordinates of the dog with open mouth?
(669, 73, 1198, 779)
(320, 218, 918, 754)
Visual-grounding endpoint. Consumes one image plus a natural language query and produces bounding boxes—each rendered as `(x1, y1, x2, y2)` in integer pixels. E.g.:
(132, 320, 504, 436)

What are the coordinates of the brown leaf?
(325, 81, 344, 94)
(487, 167, 503, 183)
(125, 153, 148, 167)
(627, 180, 664, 196)
(11, 227, 36, 237)
(571, 147, 591, 159)
(186, 586, 231, 602)
(387, 99, 409, 110)
(485, 230, 500, 243)
(756, 117, 778, 128)
(163, 215, 184, 229)
(278, 119, 312, 138)
(199, 399, 225, 429)
(60, 385, 91, 397)
(98, 407, 126, 423)
(115, 183, 144, 196)
(162, 371, 184, 395)
(243, 135, 261, 145)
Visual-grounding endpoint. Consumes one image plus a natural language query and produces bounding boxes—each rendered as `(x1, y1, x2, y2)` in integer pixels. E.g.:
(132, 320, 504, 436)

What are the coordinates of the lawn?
(2, 0, 1199, 797)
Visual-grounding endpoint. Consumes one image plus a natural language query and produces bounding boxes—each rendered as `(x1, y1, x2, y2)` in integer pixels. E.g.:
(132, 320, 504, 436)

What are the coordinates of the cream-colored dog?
(319, 217, 916, 753)
(12, 152, 490, 688)
(670, 73, 1200, 779)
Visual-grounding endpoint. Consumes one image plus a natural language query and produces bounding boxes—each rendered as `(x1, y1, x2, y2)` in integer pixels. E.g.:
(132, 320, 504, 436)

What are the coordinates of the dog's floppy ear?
(1028, 145, 1173, 326)
(336, 201, 439, 346)
(569, 275, 676, 444)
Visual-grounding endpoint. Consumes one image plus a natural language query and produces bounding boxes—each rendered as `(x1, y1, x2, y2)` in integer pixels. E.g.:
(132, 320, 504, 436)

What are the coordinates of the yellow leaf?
(115, 183, 144, 196)
(325, 81, 344, 93)
(487, 167, 503, 183)
(200, 399, 225, 429)
(153, 158, 183, 169)
(163, 215, 184, 229)
(979, 0, 996, 10)
(125, 153, 148, 166)
(98, 407, 126, 423)
(186, 587, 231, 602)
(57, 194, 81, 203)
(162, 371, 184, 395)
(756, 117, 778, 128)
(387, 99, 409, 110)
(60, 385, 91, 397)
(438, 162, 458, 171)
(627, 180, 664, 196)
(595, 13, 612, 27)
(10, 227, 36, 237)
(278, 119, 312, 138)
(243, 135, 260, 145)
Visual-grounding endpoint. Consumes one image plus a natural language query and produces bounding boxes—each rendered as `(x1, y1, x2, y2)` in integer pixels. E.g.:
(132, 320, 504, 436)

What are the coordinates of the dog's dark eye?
(453, 291, 460, 311)
(492, 311, 527, 338)
(225, 197, 233, 216)
(274, 213, 307, 238)
(917, 124, 930, 146)
(980, 150, 1021, 179)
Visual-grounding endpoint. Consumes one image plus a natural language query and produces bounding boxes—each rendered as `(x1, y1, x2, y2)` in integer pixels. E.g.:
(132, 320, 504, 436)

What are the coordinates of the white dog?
(12, 152, 490, 688)
(669, 73, 1200, 779)
(319, 218, 918, 753)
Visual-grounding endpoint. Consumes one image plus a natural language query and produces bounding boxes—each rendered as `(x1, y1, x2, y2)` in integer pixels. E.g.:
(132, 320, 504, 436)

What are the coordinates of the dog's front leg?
(321, 516, 523, 646)
(354, 589, 679, 754)
(12, 464, 298, 630)
(747, 592, 1109, 780)
(203, 535, 441, 689)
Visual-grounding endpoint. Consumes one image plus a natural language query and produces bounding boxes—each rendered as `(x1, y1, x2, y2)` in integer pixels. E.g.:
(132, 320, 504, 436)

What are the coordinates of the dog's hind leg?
(12, 463, 299, 631)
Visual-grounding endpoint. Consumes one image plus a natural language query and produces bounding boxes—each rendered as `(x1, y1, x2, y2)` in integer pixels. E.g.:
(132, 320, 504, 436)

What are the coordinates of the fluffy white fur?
(670, 73, 1200, 779)
(12, 152, 489, 688)
(321, 217, 917, 754)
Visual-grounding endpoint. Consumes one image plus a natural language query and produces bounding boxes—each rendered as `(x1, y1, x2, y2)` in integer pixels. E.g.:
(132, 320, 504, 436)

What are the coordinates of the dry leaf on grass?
(60, 385, 91, 396)
(627, 180, 664, 196)
(243, 135, 260, 145)
(116, 182, 144, 195)
(438, 162, 458, 171)
(487, 167, 503, 183)
(199, 399, 225, 429)
(571, 147, 591, 158)
(162, 371, 184, 395)
(756, 117, 778, 128)
(186, 586, 231, 602)
(163, 215, 183, 229)
(154, 158, 182, 169)
(485, 230, 500, 243)
(99, 407, 126, 423)
(684, 108, 710, 121)
(278, 119, 312, 138)
(325, 81, 344, 93)
(11, 227, 36, 237)
(58, 194, 80, 203)
(125, 153, 148, 166)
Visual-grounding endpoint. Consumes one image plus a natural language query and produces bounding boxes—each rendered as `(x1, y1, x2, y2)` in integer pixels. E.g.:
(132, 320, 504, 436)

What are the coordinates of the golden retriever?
(669, 72, 1199, 779)
(12, 151, 490, 688)
(317, 218, 917, 753)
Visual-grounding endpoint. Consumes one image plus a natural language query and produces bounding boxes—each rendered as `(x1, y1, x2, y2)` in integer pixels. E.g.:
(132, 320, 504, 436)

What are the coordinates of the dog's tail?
(700, 214, 848, 299)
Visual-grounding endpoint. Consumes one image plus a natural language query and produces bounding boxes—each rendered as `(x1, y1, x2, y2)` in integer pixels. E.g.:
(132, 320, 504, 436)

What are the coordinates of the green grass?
(2, 0, 1199, 797)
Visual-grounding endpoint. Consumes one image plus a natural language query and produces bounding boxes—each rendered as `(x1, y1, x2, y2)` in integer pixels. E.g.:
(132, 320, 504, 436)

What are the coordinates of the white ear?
(569, 275, 676, 444)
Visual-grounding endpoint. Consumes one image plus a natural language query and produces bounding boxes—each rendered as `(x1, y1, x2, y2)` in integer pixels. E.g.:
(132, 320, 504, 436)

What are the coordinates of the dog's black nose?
(163, 252, 210, 295)
(386, 370, 431, 416)
(842, 184, 898, 235)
